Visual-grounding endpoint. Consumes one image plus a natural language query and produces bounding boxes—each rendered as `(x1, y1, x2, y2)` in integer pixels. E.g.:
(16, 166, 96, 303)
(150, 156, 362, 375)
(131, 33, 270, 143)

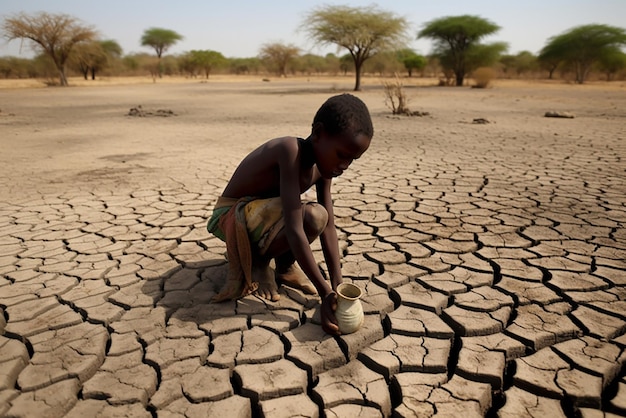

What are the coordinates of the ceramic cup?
(335, 282, 364, 334)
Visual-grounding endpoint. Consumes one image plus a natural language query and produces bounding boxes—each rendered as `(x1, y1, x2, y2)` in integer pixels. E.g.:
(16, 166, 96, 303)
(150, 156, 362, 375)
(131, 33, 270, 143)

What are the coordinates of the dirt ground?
(1, 76, 624, 198)
(1, 76, 626, 417)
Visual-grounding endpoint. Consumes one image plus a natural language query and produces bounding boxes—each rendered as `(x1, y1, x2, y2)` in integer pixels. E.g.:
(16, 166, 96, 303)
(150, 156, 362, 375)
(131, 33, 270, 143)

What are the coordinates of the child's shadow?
(141, 259, 321, 338)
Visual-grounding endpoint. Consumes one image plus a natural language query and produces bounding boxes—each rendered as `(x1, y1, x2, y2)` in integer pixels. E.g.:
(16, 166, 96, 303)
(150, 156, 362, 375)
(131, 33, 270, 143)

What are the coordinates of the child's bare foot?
(254, 264, 280, 301)
(212, 277, 246, 303)
(276, 264, 318, 295)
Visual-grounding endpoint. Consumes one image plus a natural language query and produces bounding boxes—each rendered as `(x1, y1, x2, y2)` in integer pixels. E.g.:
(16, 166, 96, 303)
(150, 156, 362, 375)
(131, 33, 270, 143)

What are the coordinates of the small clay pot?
(335, 283, 364, 334)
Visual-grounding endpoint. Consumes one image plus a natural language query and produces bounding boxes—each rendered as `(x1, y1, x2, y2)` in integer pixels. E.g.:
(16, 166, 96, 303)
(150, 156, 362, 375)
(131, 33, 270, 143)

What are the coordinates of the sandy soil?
(0, 76, 624, 200)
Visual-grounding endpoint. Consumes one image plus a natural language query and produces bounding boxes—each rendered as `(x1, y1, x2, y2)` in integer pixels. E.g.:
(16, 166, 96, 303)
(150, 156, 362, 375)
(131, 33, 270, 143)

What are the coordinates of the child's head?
(312, 93, 374, 140)
(311, 94, 373, 179)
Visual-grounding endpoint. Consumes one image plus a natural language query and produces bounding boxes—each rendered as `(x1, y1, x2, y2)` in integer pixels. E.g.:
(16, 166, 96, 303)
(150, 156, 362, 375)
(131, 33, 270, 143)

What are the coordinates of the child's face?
(314, 130, 371, 179)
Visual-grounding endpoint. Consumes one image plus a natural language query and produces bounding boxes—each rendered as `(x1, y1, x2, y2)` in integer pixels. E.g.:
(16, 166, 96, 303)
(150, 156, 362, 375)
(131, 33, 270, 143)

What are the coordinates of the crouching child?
(207, 93, 373, 335)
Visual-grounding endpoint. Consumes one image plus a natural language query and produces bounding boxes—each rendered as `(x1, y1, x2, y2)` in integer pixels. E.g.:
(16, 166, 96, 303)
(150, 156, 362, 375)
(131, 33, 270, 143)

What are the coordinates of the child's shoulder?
(267, 135, 300, 146)
(263, 136, 304, 154)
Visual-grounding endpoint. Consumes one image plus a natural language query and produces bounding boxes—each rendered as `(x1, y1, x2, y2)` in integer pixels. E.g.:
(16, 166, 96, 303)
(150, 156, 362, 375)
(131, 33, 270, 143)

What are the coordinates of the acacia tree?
(72, 40, 122, 80)
(259, 42, 300, 77)
(2, 12, 96, 86)
(537, 47, 562, 79)
(500, 51, 538, 78)
(189, 50, 226, 78)
(540, 24, 626, 84)
(418, 15, 501, 86)
(140, 27, 183, 77)
(396, 49, 427, 77)
(598, 47, 626, 81)
(302, 5, 408, 91)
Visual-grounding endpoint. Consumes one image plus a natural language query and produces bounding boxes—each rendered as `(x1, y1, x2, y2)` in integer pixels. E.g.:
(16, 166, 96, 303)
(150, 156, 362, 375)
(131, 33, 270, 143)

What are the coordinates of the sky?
(1, 0, 625, 59)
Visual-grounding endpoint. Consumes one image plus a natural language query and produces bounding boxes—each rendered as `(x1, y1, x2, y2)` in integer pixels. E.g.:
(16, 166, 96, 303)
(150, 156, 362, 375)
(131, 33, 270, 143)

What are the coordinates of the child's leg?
(266, 202, 328, 294)
(252, 251, 280, 301)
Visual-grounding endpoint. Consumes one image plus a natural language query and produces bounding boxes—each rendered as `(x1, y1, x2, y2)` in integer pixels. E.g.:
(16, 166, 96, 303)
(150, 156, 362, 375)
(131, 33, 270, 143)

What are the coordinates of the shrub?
(472, 67, 497, 88)
(382, 75, 411, 115)
(382, 74, 429, 117)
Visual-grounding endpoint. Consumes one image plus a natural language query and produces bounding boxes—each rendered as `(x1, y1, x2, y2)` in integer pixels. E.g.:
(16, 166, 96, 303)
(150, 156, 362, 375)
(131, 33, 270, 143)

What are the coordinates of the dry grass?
(472, 67, 497, 88)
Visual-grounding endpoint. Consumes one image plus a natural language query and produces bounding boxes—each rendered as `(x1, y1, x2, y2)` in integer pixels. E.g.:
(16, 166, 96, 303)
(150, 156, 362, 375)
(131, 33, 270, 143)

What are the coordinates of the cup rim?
(337, 282, 362, 299)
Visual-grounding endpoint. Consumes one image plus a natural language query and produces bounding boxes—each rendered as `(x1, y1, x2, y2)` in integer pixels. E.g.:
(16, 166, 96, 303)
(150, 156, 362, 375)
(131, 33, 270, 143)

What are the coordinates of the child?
(207, 93, 373, 335)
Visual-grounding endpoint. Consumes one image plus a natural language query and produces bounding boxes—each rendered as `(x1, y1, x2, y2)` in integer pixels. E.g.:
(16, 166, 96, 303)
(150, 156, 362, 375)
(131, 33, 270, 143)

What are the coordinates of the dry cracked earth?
(0, 80, 625, 417)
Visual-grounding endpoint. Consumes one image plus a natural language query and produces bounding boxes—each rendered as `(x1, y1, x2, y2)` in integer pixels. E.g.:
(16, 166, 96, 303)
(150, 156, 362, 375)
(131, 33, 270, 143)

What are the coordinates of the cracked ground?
(1, 79, 625, 417)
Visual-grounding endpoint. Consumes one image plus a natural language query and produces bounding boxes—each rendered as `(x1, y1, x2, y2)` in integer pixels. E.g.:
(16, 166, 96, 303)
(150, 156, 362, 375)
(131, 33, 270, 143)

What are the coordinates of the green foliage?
(0, 56, 35, 78)
(500, 51, 538, 77)
(540, 24, 626, 83)
(365, 51, 403, 75)
(187, 50, 226, 78)
(293, 53, 330, 75)
(122, 55, 140, 72)
(70, 40, 122, 80)
(160, 55, 178, 76)
(121, 53, 158, 77)
(323, 53, 341, 75)
(140, 27, 183, 58)
(396, 49, 427, 76)
(302, 4, 409, 90)
(597, 47, 626, 80)
(418, 15, 503, 86)
(466, 42, 508, 69)
(229, 57, 262, 75)
(339, 54, 354, 75)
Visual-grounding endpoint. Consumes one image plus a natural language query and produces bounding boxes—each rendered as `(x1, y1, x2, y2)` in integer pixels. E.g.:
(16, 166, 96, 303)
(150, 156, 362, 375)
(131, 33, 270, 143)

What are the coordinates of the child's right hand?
(321, 291, 340, 335)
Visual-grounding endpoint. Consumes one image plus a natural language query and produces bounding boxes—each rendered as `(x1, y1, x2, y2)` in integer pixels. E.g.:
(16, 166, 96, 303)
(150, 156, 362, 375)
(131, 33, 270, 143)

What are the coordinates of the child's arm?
(316, 178, 342, 290)
(278, 141, 339, 334)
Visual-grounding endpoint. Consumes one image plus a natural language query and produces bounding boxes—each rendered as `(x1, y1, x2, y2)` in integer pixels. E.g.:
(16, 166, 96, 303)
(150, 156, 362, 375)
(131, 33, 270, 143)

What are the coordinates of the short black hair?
(313, 93, 373, 139)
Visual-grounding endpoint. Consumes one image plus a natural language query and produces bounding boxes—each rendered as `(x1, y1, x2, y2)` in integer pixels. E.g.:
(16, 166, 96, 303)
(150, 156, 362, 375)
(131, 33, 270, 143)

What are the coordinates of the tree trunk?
(58, 68, 68, 86)
(455, 70, 464, 86)
(353, 59, 362, 91)
(91, 68, 96, 80)
(575, 61, 589, 84)
(53, 55, 69, 86)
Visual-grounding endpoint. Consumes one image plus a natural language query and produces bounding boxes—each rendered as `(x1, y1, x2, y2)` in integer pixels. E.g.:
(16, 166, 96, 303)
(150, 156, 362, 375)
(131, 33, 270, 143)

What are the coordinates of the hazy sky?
(1, 0, 625, 58)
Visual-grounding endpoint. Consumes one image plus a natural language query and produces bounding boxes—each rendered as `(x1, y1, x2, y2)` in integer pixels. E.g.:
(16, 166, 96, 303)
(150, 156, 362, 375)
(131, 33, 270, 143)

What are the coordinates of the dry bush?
(382, 75, 411, 115)
(382, 74, 430, 117)
(472, 67, 497, 88)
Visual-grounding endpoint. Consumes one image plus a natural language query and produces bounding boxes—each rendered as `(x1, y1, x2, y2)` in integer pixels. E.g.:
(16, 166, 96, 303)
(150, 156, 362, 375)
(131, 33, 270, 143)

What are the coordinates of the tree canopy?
(539, 24, 626, 84)
(302, 5, 408, 91)
(2, 12, 97, 86)
(598, 47, 626, 81)
(71, 40, 122, 80)
(140, 27, 183, 59)
(396, 49, 427, 77)
(258, 42, 300, 77)
(418, 15, 502, 86)
(188, 49, 226, 78)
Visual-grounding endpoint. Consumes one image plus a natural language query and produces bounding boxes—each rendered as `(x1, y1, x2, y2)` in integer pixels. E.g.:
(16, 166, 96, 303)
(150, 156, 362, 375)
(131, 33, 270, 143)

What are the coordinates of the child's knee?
(304, 203, 328, 237)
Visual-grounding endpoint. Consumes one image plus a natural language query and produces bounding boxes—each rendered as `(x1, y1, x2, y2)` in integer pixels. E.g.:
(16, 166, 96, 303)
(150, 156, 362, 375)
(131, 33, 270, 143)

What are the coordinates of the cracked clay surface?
(1, 79, 625, 417)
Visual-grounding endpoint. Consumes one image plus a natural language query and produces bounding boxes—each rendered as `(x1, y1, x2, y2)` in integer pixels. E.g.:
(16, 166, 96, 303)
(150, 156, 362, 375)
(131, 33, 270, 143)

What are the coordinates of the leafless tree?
(259, 42, 300, 77)
(2, 12, 97, 86)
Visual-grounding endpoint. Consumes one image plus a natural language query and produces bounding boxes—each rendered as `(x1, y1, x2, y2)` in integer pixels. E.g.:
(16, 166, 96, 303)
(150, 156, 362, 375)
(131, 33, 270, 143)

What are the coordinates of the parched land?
(1, 77, 625, 417)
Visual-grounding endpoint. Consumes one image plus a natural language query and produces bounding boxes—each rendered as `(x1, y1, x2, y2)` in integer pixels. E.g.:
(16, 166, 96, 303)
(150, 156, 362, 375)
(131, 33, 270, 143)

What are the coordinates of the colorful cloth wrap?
(207, 196, 285, 301)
